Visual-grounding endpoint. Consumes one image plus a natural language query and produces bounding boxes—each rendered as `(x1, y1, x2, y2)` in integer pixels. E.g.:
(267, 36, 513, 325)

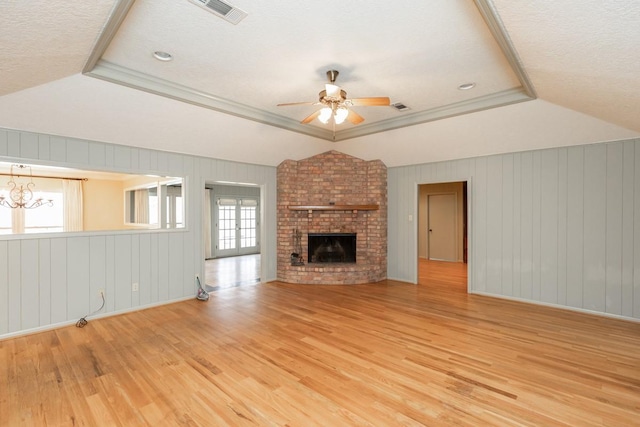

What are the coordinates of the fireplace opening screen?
(308, 233, 356, 263)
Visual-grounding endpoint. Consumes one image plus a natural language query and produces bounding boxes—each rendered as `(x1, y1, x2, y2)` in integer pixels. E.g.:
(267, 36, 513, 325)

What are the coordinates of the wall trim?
(470, 291, 640, 324)
(372, 279, 640, 324)
(0, 295, 195, 341)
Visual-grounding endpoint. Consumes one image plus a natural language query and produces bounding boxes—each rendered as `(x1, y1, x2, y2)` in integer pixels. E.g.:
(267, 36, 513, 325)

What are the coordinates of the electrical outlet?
(132, 282, 139, 292)
(98, 288, 105, 298)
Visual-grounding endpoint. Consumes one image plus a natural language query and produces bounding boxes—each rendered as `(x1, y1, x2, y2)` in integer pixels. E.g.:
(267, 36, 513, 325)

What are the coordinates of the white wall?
(388, 138, 640, 321)
(4, 127, 638, 338)
(0, 128, 277, 338)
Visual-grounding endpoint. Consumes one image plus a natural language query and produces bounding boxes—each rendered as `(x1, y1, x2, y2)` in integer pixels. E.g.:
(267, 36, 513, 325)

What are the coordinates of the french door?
(215, 197, 259, 257)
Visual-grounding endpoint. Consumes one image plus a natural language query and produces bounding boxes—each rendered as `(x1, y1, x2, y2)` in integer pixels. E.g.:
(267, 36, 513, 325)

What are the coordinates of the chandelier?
(0, 164, 54, 209)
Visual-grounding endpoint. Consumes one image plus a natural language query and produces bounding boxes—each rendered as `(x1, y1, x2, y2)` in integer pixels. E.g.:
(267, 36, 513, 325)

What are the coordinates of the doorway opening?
(204, 183, 261, 290)
(418, 181, 468, 287)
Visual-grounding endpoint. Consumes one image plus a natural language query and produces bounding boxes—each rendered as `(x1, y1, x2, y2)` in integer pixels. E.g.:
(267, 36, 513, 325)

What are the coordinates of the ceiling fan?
(277, 70, 391, 127)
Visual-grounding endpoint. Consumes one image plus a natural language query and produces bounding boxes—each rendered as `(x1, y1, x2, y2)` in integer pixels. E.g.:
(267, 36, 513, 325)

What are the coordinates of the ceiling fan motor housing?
(319, 89, 347, 104)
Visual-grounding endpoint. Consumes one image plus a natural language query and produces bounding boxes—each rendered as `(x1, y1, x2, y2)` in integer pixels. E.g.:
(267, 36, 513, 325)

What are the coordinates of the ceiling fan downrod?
(326, 70, 339, 83)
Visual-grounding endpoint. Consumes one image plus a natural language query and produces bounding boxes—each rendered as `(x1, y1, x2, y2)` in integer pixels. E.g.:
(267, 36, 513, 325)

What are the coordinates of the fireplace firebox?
(308, 233, 356, 263)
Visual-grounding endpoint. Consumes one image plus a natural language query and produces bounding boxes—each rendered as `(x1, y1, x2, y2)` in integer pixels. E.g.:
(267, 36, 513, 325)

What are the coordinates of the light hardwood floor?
(2, 260, 639, 426)
(204, 254, 261, 290)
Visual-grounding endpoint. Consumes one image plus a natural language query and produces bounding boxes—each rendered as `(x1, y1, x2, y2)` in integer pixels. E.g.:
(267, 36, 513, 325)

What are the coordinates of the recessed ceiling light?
(458, 82, 476, 90)
(153, 51, 173, 62)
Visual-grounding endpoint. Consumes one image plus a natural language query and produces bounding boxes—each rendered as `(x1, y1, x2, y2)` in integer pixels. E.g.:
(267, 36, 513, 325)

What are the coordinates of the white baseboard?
(0, 295, 196, 341)
(470, 291, 640, 323)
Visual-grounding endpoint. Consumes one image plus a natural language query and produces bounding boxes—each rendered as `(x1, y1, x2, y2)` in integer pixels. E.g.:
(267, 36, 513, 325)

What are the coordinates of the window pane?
(149, 195, 158, 225)
(0, 204, 11, 235)
(24, 192, 63, 233)
(175, 196, 183, 227)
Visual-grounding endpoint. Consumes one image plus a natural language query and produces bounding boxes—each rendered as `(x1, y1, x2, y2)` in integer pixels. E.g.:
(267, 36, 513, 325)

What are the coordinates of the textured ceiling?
(492, 0, 640, 132)
(0, 0, 115, 95)
(0, 0, 638, 167)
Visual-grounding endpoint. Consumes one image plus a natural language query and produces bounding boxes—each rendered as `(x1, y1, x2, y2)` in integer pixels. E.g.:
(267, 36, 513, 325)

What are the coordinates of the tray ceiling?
(84, 0, 535, 141)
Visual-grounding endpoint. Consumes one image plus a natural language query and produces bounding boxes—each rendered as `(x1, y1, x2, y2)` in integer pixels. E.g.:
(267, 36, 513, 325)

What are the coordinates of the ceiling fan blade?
(277, 101, 315, 107)
(301, 110, 321, 124)
(348, 97, 391, 107)
(346, 109, 365, 125)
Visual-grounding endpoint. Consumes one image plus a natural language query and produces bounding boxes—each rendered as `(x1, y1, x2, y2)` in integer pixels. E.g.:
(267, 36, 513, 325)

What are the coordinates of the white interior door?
(428, 194, 457, 261)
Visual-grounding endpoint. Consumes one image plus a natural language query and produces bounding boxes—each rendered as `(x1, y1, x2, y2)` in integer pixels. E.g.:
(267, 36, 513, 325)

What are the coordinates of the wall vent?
(391, 102, 411, 112)
(189, 0, 248, 25)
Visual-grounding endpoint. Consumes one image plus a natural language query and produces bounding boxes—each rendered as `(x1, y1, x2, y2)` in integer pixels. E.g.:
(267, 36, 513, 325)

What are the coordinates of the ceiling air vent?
(391, 102, 411, 112)
(189, 0, 248, 25)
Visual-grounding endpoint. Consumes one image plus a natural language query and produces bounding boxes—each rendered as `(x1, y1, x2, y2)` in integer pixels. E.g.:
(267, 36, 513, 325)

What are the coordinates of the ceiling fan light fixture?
(278, 69, 388, 128)
(334, 107, 349, 124)
(325, 84, 341, 99)
(318, 107, 332, 124)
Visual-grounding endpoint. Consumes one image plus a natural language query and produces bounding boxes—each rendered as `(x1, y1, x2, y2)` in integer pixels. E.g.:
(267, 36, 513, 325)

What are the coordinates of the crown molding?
(83, 0, 136, 73)
(83, 0, 536, 142)
(85, 60, 332, 140)
(333, 87, 532, 141)
(87, 60, 534, 142)
(472, 0, 537, 98)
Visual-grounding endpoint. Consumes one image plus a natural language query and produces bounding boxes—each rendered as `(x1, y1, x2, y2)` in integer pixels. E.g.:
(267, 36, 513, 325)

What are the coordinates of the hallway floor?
(204, 253, 260, 291)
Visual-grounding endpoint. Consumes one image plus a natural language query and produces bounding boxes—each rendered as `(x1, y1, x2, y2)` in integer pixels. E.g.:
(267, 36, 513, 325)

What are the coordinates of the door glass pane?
(240, 205, 256, 248)
(218, 205, 236, 250)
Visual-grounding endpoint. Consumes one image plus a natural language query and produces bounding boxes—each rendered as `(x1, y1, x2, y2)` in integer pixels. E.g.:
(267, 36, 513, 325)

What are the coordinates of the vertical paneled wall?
(388, 138, 640, 320)
(0, 128, 277, 338)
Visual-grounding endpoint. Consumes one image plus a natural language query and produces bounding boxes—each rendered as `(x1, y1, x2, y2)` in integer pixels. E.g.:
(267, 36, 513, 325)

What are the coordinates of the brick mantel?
(288, 204, 379, 211)
(277, 151, 387, 284)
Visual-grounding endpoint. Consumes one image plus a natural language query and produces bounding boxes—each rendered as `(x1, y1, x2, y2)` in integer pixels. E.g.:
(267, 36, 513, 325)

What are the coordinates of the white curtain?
(134, 189, 149, 224)
(63, 180, 83, 232)
(204, 189, 212, 259)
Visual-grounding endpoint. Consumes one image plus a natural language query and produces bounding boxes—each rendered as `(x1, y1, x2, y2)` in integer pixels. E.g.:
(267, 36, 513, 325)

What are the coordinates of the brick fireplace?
(277, 151, 387, 284)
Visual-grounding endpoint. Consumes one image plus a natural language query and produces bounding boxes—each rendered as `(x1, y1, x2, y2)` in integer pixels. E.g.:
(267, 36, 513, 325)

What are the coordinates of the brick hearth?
(277, 151, 387, 284)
